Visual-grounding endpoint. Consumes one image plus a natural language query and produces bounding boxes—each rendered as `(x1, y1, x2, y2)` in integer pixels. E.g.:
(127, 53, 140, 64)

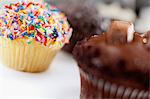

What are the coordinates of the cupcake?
(51, 1, 102, 53)
(0, 1, 72, 72)
(73, 21, 150, 98)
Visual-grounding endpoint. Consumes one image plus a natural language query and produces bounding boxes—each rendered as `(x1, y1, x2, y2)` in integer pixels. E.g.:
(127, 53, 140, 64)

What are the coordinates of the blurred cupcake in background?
(134, 0, 150, 34)
(73, 21, 150, 98)
(97, 2, 137, 31)
(136, 0, 150, 15)
(98, 0, 136, 9)
(135, 7, 150, 33)
(61, 1, 102, 53)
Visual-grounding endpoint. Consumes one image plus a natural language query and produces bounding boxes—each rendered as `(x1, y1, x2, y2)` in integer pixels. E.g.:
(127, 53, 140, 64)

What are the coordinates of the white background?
(0, 51, 80, 99)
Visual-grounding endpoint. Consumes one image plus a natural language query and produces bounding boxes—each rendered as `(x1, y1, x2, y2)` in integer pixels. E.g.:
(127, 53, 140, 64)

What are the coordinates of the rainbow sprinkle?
(0, 1, 72, 47)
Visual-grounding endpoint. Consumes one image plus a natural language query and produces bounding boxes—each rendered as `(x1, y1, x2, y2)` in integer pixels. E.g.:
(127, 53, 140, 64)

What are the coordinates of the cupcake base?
(80, 69, 150, 99)
(0, 37, 61, 73)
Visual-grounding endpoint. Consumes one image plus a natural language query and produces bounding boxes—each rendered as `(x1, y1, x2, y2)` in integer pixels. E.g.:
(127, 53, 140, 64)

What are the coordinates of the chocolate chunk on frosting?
(143, 31, 150, 50)
(106, 21, 135, 44)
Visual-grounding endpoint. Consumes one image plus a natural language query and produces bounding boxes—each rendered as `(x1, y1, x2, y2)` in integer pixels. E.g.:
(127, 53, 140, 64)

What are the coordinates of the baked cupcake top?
(0, 1, 72, 48)
(73, 21, 150, 90)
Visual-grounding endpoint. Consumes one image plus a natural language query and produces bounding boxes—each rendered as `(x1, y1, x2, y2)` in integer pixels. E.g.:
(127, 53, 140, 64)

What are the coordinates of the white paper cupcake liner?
(80, 69, 150, 99)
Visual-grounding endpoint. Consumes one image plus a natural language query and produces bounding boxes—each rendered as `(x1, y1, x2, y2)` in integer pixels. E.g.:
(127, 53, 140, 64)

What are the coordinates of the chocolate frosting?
(73, 21, 150, 90)
(143, 31, 150, 51)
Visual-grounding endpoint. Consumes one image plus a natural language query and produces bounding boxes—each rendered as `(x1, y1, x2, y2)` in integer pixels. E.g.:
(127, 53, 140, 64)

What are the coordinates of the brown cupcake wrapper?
(80, 69, 150, 99)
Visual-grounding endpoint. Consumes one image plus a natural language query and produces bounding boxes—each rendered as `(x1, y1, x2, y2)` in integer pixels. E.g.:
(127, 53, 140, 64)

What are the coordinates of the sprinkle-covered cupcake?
(0, 1, 72, 72)
(54, 1, 102, 53)
(73, 21, 150, 98)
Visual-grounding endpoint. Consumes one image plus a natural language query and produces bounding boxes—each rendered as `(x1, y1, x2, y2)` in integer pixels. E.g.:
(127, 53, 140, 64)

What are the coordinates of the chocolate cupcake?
(54, 1, 102, 53)
(73, 21, 150, 99)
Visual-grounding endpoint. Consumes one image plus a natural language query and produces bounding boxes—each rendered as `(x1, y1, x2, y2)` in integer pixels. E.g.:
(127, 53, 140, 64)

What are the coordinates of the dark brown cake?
(55, 1, 102, 53)
(73, 21, 150, 99)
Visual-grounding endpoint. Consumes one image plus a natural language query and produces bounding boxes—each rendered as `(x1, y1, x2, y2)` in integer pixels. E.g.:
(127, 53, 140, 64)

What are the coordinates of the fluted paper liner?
(0, 37, 62, 72)
(80, 69, 150, 99)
